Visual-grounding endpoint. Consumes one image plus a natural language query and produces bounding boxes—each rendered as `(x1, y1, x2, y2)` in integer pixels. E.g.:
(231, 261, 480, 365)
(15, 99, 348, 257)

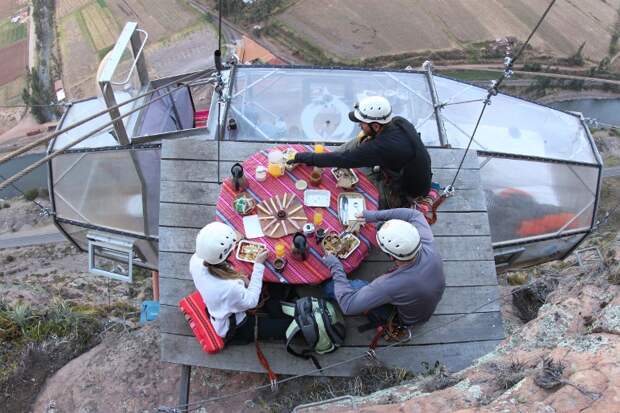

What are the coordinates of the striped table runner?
(216, 144, 379, 284)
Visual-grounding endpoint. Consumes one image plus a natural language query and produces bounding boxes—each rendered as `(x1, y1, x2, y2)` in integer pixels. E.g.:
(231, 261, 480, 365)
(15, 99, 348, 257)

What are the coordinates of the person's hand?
(322, 253, 340, 267)
(354, 212, 366, 223)
(254, 249, 269, 264)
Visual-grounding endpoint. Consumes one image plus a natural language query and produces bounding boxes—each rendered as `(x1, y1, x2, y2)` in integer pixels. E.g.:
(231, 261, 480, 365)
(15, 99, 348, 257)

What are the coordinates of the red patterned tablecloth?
(215, 144, 379, 284)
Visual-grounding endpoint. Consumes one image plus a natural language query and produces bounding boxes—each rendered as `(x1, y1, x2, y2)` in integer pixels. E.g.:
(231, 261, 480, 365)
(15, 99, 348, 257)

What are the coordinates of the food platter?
(236, 240, 267, 263)
(331, 168, 359, 189)
(321, 231, 361, 259)
(256, 194, 307, 238)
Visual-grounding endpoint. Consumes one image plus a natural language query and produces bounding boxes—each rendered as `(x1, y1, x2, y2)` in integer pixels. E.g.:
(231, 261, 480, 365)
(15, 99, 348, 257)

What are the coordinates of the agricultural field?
(0, 40, 28, 86)
(106, 0, 201, 43)
(56, 0, 91, 17)
(0, 20, 27, 48)
(275, 0, 620, 62)
(0, 76, 26, 106)
(0, 0, 26, 20)
(78, 2, 119, 51)
(57, 0, 208, 99)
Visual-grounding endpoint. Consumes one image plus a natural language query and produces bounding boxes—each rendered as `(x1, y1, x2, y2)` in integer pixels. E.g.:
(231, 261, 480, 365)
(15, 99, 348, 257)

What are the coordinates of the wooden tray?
(256, 194, 307, 239)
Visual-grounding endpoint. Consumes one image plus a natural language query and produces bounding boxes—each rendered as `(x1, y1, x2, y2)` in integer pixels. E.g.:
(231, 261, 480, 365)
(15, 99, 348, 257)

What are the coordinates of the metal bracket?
(575, 247, 604, 269)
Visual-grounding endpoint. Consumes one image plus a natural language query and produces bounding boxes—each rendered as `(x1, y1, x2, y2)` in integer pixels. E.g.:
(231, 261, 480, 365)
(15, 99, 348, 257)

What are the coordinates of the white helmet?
(376, 219, 421, 261)
(195, 222, 239, 265)
(349, 96, 393, 124)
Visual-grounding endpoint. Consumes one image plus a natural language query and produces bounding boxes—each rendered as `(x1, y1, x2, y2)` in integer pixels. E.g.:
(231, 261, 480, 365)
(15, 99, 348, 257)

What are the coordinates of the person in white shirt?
(189, 221, 288, 344)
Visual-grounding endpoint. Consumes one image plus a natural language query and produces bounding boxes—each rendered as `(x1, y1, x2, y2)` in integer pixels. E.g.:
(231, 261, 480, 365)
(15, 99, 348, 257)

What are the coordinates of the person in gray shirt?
(322, 208, 445, 325)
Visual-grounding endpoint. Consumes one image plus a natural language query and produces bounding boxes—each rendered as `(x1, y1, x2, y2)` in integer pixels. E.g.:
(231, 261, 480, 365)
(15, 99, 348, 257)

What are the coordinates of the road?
(435, 64, 620, 86)
(0, 230, 66, 249)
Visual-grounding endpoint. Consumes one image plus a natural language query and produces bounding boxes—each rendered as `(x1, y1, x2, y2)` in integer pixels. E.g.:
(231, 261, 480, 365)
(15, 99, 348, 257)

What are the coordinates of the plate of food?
(337, 233, 360, 259)
(235, 240, 267, 263)
(320, 232, 361, 259)
(331, 168, 359, 189)
(321, 232, 342, 256)
(233, 192, 256, 215)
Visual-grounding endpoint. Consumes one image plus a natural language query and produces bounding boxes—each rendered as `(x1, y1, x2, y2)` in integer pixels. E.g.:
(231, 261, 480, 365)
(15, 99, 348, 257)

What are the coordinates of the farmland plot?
(0, 21, 27, 48)
(80, 2, 119, 51)
(59, 12, 99, 98)
(0, 40, 27, 86)
(0, 0, 25, 20)
(107, 0, 200, 43)
(276, 0, 620, 62)
(56, 0, 91, 17)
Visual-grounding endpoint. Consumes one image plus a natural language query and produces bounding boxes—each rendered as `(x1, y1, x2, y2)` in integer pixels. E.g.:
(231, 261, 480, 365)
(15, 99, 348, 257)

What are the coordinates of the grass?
(437, 69, 505, 81)
(0, 298, 103, 383)
(0, 75, 26, 105)
(0, 20, 27, 48)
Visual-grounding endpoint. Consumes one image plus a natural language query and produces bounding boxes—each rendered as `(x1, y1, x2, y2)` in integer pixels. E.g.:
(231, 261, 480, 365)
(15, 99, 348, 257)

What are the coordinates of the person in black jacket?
(289, 95, 432, 209)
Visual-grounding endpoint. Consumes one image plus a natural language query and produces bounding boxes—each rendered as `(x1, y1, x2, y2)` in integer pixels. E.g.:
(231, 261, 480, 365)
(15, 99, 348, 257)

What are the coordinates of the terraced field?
(0, 21, 27, 48)
(79, 2, 119, 50)
(276, 0, 620, 62)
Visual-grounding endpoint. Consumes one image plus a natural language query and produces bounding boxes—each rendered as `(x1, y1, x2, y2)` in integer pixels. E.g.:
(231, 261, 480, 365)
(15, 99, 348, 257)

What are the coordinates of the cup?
(255, 165, 267, 182)
(273, 257, 287, 272)
(313, 211, 323, 226)
(275, 243, 286, 258)
(315, 228, 327, 243)
(310, 167, 322, 186)
(303, 222, 315, 237)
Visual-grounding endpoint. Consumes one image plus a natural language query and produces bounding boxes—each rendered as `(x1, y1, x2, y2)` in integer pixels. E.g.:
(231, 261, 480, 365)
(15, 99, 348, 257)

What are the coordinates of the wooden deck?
(158, 139, 504, 376)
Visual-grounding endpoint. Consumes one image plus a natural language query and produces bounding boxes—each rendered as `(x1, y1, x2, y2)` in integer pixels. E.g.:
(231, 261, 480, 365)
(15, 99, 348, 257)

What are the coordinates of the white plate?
(304, 189, 331, 207)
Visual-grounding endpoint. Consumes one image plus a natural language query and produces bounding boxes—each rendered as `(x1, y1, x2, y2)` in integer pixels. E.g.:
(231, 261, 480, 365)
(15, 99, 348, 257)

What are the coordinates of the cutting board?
(256, 194, 308, 238)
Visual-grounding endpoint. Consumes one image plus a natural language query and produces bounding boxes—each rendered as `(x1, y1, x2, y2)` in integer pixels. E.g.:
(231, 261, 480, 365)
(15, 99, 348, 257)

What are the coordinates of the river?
(550, 98, 620, 128)
(0, 153, 47, 199)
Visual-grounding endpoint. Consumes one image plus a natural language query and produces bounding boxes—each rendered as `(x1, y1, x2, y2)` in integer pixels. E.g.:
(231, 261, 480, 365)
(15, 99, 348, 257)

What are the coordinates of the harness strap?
(285, 322, 323, 370)
(254, 316, 277, 391)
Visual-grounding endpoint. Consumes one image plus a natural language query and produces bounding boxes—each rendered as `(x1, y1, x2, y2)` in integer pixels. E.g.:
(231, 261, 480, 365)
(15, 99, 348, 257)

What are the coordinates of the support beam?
(178, 364, 191, 413)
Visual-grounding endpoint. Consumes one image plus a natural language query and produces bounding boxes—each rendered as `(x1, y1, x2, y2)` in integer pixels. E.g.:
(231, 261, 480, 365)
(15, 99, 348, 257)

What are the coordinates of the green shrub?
(23, 188, 38, 201)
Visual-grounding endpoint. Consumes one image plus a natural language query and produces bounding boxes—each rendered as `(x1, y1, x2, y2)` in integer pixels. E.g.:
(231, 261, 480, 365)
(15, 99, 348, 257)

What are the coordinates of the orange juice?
(313, 211, 323, 226)
(314, 143, 325, 153)
(275, 243, 286, 258)
(268, 162, 284, 177)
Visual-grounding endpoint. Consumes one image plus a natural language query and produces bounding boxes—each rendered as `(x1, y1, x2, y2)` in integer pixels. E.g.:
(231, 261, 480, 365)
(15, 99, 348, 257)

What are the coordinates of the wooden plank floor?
(159, 139, 504, 376)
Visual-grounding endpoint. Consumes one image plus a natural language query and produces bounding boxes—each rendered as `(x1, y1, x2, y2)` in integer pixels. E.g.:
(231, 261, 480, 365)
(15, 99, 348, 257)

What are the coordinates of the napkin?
(243, 215, 264, 239)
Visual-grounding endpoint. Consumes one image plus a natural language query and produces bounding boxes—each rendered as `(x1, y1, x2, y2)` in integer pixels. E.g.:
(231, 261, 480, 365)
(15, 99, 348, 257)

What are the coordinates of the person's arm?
(364, 208, 433, 243)
(293, 140, 384, 169)
(229, 263, 265, 311)
(323, 255, 391, 315)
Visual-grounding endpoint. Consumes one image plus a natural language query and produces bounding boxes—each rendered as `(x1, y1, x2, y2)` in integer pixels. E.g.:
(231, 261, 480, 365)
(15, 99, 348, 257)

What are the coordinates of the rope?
(218, 0, 222, 51)
(446, 0, 557, 190)
(0, 83, 196, 191)
(0, 68, 216, 168)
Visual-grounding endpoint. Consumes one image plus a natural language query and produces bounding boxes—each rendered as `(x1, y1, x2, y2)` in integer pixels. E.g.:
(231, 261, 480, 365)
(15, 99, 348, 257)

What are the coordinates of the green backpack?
(282, 296, 346, 369)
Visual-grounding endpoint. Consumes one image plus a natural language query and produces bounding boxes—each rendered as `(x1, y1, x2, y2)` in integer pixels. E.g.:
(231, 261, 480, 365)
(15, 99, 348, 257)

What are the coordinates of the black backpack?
(281, 297, 346, 369)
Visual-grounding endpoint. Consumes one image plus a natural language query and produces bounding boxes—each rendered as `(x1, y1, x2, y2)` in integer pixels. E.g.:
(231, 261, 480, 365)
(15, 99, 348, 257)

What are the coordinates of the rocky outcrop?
(313, 242, 620, 413)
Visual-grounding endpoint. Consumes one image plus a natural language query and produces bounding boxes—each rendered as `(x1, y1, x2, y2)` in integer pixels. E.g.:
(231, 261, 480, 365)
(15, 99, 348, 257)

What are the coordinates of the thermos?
(230, 163, 248, 192)
(291, 232, 308, 261)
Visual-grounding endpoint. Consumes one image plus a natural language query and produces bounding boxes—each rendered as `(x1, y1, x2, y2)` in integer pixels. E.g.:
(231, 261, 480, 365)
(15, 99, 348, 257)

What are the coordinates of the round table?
(215, 144, 379, 284)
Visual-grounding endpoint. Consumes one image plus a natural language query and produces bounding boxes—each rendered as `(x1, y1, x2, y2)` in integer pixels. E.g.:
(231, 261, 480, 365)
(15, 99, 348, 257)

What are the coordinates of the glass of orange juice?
(313, 211, 324, 226)
(275, 243, 286, 258)
(314, 143, 325, 154)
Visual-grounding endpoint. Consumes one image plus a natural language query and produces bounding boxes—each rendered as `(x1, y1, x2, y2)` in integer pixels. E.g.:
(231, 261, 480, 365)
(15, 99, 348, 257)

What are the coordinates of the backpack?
(281, 297, 346, 369)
